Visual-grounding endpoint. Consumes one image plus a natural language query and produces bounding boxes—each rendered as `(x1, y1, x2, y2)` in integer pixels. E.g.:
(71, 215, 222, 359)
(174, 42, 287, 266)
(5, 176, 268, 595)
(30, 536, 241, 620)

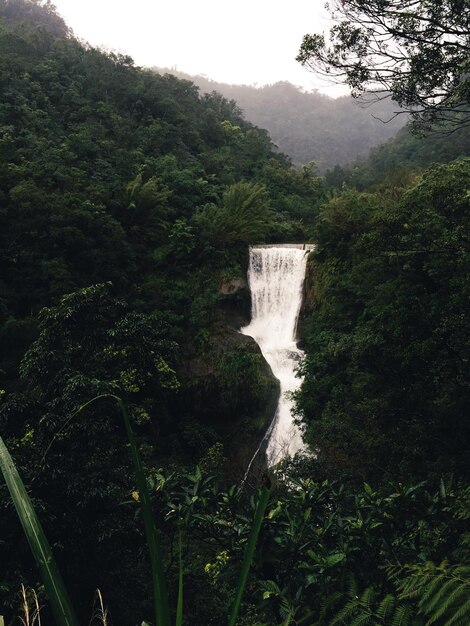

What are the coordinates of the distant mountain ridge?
(153, 69, 407, 172)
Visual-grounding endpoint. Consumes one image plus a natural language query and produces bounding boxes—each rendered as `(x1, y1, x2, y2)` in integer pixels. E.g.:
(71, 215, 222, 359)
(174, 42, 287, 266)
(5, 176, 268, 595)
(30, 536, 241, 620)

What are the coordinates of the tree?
(0, 283, 180, 622)
(297, 0, 470, 129)
(0, 0, 70, 37)
(194, 182, 273, 247)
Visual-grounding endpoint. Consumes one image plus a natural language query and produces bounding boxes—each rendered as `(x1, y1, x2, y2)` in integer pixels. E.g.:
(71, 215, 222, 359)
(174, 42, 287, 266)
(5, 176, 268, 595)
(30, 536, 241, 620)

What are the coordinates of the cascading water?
(241, 245, 312, 466)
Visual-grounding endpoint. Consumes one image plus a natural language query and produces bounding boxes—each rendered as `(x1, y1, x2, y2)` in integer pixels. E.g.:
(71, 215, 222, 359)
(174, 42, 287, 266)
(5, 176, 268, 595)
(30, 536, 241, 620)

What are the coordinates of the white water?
(241, 245, 311, 465)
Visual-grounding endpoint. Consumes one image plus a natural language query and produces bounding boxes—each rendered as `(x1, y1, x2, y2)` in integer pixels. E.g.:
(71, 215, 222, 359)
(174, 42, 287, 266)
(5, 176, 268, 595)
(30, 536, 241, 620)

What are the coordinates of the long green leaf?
(39, 393, 171, 626)
(228, 483, 271, 626)
(176, 529, 184, 626)
(115, 398, 171, 626)
(0, 437, 79, 626)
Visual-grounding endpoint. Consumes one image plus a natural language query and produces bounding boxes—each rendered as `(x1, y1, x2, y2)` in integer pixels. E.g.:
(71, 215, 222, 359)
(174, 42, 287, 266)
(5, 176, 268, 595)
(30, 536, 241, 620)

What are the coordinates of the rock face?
(177, 271, 280, 478)
(217, 276, 251, 329)
(297, 251, 317, 347)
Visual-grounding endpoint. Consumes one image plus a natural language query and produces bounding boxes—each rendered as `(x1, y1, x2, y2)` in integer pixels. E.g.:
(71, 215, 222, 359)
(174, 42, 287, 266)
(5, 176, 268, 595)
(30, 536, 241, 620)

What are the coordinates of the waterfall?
(241, 245, 312, 466)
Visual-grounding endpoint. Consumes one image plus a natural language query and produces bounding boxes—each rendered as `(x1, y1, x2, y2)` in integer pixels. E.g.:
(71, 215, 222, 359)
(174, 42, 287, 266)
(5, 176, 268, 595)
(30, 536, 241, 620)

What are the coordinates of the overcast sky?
(51, 0, 348, 96)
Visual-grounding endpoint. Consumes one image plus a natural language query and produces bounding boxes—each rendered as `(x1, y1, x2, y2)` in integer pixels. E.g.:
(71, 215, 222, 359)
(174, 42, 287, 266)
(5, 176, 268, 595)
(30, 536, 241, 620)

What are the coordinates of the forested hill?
(153, 69, 407, 171)
(0, 3, 324, 620)
(326, 120, 470, 188)
(1, 2, 470, 626)
(0, 0, 323, 461)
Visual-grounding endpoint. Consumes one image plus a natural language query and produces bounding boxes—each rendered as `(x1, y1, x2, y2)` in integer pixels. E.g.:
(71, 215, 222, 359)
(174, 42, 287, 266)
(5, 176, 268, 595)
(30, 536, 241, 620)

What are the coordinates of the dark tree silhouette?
(297, 0, 470, 130)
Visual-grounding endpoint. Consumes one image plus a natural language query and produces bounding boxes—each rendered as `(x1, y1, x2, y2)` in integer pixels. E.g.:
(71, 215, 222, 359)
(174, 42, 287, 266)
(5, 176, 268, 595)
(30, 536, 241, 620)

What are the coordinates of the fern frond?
(390, 603, 412, 626)
(427, 582, 470, 624)
(443, 596, 470, 626)
(424, 577, 460, 617)
(318, 590, 345, 622)
(359, 587, 376, 610)
(350, 614, 373, 626)
(376, 594, 396, 621)
(279, 596, 294, 621)
(394, 562, 470, 626)
(329, 597, 361, 625)
(419, 573, 447, 605)
(451, 486, 470, 520)
(346, 575, 358, 600)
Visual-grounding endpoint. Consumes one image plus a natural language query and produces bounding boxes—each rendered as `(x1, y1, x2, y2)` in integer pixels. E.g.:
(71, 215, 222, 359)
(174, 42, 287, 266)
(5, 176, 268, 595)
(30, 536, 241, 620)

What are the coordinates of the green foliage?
(296, 158, 470, 481)
(157, 71, 407, 172)
(327, 123, 470, 191)
(328, 584, 411, 626)
(1, 440, 469, 625)
(229, 484, 271, 626)
(194, 182, 273, 247)
(219, 345, 264, 413)
(330, 562, 470, 626)
(116, 396, 171, 626)
(392, 562, 470, 626)
(1, 425, 273, 626)
(0, 283, 180, 622)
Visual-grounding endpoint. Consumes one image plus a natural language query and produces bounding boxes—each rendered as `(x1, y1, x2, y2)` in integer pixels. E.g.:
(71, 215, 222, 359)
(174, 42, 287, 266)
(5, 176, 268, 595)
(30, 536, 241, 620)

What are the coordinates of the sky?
(51, 0, 348, 96)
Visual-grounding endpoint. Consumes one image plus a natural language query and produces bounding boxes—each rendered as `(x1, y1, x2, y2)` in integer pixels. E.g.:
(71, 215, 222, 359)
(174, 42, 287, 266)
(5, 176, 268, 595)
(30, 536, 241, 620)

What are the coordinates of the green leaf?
(176, 529, 184, 626)
(440, 478, 447, 500)
(228, 483, 271, 626)
(325, 553, 346, 568)
(116, 398, 171, 626)
(0, 437, 79, 626)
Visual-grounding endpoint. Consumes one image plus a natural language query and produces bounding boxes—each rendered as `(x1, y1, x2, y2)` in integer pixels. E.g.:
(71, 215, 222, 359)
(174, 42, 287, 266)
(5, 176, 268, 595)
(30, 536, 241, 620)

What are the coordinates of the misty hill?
(154, 69, 407, 172)
(326, 119, 470, 188)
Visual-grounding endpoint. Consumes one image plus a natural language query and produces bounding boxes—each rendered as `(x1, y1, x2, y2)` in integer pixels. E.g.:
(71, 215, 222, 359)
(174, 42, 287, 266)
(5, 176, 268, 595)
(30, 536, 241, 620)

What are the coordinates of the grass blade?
(228, 482, 271, 626)
(176, 529, 184, 626)
(115, 398, 171, 626)
(39, 394, 172, 626)
(0, 437, 79, 626)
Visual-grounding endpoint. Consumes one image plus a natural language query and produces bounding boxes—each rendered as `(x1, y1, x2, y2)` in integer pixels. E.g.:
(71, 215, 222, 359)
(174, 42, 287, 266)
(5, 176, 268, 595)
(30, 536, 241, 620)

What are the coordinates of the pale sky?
(52, 0, 348, 96)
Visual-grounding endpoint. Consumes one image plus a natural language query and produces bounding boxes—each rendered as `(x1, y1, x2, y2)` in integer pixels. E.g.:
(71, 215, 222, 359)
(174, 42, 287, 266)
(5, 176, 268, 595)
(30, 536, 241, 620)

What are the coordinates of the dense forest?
(324, 123, 470, 189)
(0, 1, 469, 626)
(154, 71, 407, 172)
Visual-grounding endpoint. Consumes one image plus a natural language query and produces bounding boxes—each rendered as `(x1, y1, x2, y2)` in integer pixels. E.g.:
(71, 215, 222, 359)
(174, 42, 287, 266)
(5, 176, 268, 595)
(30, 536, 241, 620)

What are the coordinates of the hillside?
(0, 2, 469, 626)
(325, 121, 470, 188)
(154, 69, 407, 171)
(0, 2, 324, 621)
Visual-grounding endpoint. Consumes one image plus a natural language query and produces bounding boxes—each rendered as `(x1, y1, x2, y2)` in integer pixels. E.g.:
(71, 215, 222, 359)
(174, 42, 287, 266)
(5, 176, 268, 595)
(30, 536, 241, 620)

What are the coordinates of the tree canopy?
(297, 0, 470, 129)
(156, 70, 408, 171)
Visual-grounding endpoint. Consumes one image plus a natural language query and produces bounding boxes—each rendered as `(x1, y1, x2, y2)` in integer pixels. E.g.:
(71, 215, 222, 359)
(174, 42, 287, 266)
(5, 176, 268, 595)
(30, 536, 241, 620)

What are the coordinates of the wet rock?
(216, 276, 251, 328)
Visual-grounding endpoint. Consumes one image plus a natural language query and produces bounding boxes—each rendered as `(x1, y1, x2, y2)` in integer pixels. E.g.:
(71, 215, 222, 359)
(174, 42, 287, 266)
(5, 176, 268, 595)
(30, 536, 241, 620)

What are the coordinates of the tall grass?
(19, 584, 42, 626)
(115, 396, 170, 626)
(0, 437, 79, 626)
(90, 590, 109, 626)
(229, 480, 271, 626)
